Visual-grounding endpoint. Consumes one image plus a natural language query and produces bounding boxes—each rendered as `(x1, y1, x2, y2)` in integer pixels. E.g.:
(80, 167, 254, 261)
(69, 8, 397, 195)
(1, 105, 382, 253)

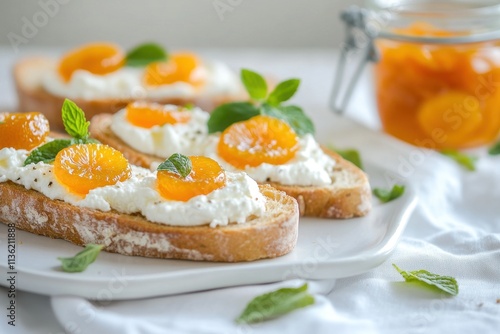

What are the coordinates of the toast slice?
(14, 57, 243, 130)
(0, 182, 298, 262)
(90, 113, 371, 219)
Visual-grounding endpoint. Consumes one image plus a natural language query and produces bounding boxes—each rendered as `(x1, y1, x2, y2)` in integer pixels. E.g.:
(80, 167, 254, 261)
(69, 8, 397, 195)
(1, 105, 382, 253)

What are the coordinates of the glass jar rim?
(366, 0, 500, 44)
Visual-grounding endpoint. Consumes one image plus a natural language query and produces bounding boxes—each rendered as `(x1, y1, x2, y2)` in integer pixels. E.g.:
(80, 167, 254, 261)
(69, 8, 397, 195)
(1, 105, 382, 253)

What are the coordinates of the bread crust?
(14, 57, 243, 131)
(0, 182, 298, 262)
(90, 113, 371, 219)
(268, 150, 371, 219)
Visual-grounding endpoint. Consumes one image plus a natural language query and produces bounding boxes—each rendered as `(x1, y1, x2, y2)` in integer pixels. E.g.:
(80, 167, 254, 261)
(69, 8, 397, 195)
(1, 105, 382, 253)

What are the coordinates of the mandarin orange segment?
(217, 115, 299, 169)
(58, 43, 125, 82)
(0, 112, 50, 150)
(125, 102, 191, 128)
(417, 91, 484, 146)
(54, 143, 131, 196)
(143, 53, 205, 87)
(157, 156, 226, 202)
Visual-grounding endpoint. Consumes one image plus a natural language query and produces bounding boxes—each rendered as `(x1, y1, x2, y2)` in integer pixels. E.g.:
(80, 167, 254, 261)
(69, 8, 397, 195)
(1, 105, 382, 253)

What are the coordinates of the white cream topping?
(0, 148, 265, 227)
(42, 61, 242, 100)
(110, 107, 209, 157)
(110, 108, 336, 186)
(204, 134, 336, 187)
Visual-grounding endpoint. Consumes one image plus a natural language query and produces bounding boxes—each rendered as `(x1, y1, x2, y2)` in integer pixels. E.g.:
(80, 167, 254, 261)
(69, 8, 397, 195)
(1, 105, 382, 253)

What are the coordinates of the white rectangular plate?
(0, 162, 416, 300)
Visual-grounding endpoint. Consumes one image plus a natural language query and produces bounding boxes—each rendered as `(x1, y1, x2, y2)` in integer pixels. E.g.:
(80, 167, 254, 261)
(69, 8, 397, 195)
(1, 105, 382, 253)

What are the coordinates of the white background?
(0, 0, 363, 50)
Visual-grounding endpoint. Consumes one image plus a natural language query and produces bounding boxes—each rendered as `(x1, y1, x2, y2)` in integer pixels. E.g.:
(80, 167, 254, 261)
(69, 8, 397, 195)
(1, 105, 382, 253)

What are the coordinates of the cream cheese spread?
(0, 148, 265, 228)
(110, 107, 209, 157)
(110, 108, 336, 186)
(203, 134, 336, 187)
(42, 61, 241, 100)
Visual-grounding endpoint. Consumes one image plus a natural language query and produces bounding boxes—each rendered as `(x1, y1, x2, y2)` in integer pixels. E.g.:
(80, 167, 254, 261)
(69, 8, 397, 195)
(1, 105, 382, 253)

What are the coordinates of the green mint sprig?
(236, 283, 315, 324)
(373, 184, 405, 203)
(24, 99, 98, 166)
(208, 69, 314, 136)
(488, 141, 500, 156)
(157, 153, 192, 178)
(393, 264, 459, 296)
(58, 244, 104, 273)
(61, 98, 90, 140)
(441, 149, 477, 171)
(125, 42, 168, 67)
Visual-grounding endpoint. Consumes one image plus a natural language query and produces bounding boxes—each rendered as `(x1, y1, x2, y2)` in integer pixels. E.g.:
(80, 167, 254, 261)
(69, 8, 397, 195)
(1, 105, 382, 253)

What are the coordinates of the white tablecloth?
(0, 48, 499, 334)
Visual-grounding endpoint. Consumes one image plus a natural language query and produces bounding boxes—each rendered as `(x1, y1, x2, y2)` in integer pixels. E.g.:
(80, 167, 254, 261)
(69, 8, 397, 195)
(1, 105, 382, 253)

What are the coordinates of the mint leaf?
(441, 149, 477, 171)
(24, 139, 73, 165)
(125, 43, 168, 67)
(24, 137, 99, 166)
(236, 284, 315, 324)
(62, 99, 90, 140)
(488, 141, 500, 156)
(332, 148, 363, 170)
(393, 264, 459, 296)
(208, 102, 260, 134)
(267, 79, 300, 106)
(261, 104, 315, 136)
(373, 184, 405, 203)
(157, 153, 192, 178)
(241, 69, 267, 101)
(58, 244, 104, 273)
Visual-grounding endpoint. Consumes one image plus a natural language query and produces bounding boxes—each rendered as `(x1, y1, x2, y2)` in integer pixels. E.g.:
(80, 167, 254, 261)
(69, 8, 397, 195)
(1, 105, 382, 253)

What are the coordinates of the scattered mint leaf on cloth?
(236, 283, 315, 324)
(58, 244, 104, 273)
(125, 43, 167, 67)
(488, 141, 500, 156)
(393, 264, 459, 296)
(373, 184, 405, 203)
(157, 153, 192, 178)
(441, 149, 477, 171)
(241, 69, 268, 101)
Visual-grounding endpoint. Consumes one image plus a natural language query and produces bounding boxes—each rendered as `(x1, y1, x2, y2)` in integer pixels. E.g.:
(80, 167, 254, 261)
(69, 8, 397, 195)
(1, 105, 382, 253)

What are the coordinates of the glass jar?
(334, 0, 500, 149)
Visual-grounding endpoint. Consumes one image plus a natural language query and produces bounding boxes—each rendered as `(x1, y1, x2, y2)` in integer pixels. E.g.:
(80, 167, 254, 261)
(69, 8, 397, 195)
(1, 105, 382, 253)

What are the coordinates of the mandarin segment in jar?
(125, 102, 191, 128)
(217, 115, 299, 169)
(375, 23, 500, 149)
(156, 156, 226, 202)
(143, 53, 205, 87)
(0, 112, 50, 150)
(53, 143, 131, 196)
(58, 43, 125, 82)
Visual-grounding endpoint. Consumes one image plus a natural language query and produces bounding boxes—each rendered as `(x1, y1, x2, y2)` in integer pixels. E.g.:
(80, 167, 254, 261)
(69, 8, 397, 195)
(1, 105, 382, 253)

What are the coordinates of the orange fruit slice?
(58, 43, 125, 82)
(0, 112, 50, 150)
(218, 115, 299, 169)
(157, 156, 226, 202)
(125, 102, 191, 128)
(143, 53, 205, 87)
(417, 91, 483, 147)
(54, 143, 131, 195)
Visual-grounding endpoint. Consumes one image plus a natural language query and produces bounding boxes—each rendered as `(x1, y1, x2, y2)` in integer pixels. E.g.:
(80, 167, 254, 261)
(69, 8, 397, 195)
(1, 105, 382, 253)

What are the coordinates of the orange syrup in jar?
(375, 22, 500, 149)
